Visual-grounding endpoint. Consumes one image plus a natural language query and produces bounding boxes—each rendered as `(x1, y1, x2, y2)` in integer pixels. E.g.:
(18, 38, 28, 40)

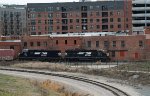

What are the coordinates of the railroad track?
(0, 67, 130, 96)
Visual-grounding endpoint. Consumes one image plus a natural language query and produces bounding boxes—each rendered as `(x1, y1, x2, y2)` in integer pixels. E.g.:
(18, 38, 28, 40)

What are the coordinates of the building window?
(110, 18, 113, 22)
(104, 41, 109, 48)
(10, 46, 14, 49)
(90, 6, 93, 9)
(49, 20, 53, 24)
(82, 19, 88, 23)
(112, 41, 116, 47)
(48, 7, 53, 11)
(56, 7, 60, 10)
(65, 40, 67, 45)
(87, 41, 91, 48)
(139, 40, 144, 47)
(121, 41, 125, 47)
(76, 25, 80, 30)
(30, 42, 34, 46)
(38, 20, 41, 24)
(96, 41, 99, 48)
(38, 13, 41, 17)
(96, 12, 100, 16)
(90, 25, 94, 30)
(56, 40, 58, 45)
(118, 18, 121, 22)
(48, 26, 53, 31)
(102, 25, 108, 30)
(38, 32, 41, 35)
(70, 25, 73, 29)
(81, 6, 87, 11)
(37, 42, 40, 46)
(82, 25, 88, 30)
(112, 51, 115, 57)
(110, 11, 113, 16)
(118, 24, 121, 28)
(74, 40, 76, 45)
(70, 19, 73, 23)
(126, 18, 128, 22)
(110, 25, 114, 29)
(76, 19, 79, 23)
(102, 12, 108, 17)
(31, 20, 36, 25)
(102, 5, 108, 11)
(38, 26, 41, 30)
(45, 26, 47, 31)
(24, 42, 27, 47)
(48, 13, 53, 18)
(45, 20, 47, 24)
(96, 5, 100, 9)
(102, 18, 108, 23)
(61, 7, 67, 12)
(31, 13, 35, 18)
(82, 12, 87, 18)
(126, 24, 129, 28)
(96, 19, 100, 22)
(117, 11, 121, 15)
(90, 19, 93, 23)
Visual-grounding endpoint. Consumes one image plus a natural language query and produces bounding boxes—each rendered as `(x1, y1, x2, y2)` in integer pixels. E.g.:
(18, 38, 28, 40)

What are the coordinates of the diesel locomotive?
(19, 49, 110, 62)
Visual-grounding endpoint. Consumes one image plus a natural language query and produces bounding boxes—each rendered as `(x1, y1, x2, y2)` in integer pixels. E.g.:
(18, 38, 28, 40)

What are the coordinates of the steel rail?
(0, 67, 130, 96)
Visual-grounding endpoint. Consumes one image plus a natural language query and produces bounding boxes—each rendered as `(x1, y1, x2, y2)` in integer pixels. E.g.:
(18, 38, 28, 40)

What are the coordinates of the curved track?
(0, 67, 130, 96)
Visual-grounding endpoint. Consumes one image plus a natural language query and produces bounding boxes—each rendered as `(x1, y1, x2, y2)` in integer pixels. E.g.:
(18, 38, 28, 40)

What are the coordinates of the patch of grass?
(115, 62, 150, 72)
(0, 74, 59, 96)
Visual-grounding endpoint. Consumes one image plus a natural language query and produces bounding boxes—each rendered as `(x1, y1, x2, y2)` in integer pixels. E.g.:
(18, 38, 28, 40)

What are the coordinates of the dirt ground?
(0, 61, 150, 85)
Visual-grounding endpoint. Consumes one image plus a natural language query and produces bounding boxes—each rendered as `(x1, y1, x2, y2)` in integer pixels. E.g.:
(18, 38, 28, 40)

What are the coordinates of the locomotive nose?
(64, 52, 67, 56)
(58, 52, 61, 56)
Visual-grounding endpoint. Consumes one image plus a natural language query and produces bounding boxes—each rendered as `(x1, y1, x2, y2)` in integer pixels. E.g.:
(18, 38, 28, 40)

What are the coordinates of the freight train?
(18, 49, 110, 62)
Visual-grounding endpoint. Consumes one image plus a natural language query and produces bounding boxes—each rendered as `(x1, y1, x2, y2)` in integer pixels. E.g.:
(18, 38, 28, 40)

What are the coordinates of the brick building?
(27, 0, 132, 35)
(21, 32, 150, 61)
(0, 37, 22, 58)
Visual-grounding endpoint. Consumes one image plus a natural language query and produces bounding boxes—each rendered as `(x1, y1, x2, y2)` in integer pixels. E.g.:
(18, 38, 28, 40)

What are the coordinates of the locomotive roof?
(30, 32, 128, 37)
(0, 40, 21, 42)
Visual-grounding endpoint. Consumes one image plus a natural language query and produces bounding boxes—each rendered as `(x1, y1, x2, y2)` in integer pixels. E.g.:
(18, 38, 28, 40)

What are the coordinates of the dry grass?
(0, 74, 59, 96)
(9, 61, 150, 85)
(33, 80, 91, 96)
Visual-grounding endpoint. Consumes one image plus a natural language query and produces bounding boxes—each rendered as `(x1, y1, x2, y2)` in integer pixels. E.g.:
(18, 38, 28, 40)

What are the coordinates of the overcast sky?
(0, 0, 80, 5)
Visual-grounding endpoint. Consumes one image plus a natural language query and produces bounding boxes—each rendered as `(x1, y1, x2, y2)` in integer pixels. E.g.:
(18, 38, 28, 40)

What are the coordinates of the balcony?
(132, 20, 150, 23)
(133, 13, 150, 17)
(133, 7, 150, 11)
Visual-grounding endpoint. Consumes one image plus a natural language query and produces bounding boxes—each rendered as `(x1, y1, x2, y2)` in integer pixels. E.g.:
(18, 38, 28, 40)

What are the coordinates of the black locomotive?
(19, 49, 110, 62)
(19, 49, 61, 61)
(64, 49, 110, 62)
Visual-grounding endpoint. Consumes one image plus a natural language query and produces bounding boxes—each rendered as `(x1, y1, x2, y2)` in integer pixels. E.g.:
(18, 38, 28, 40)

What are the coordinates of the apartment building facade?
(27, 0, 132, 35)
(0, 5, 26, 36)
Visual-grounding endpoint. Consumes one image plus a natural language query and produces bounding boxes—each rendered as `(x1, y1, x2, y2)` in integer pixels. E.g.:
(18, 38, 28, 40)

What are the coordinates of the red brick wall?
(22, 34, 148, 61)
(82, 35, 146, 61)
(0, 41, 22, 58)
(27, 1, 132, 35)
